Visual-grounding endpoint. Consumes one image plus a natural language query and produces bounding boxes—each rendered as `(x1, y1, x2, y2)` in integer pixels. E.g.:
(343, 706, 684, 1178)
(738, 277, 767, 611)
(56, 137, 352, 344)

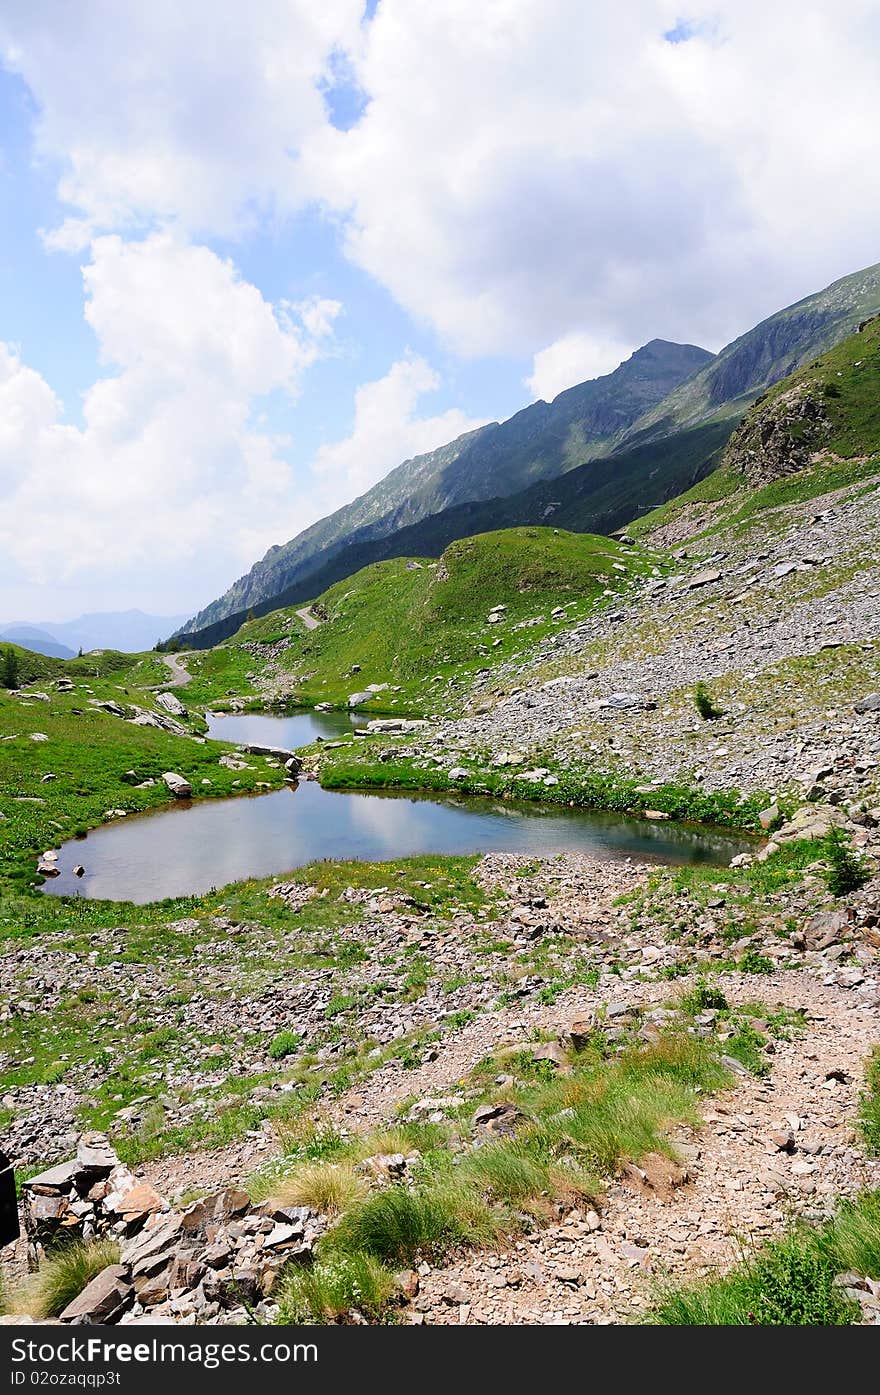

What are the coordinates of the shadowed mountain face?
(174, 421, 732, 650)
(180, 340, 712, 635)
(179, 261, 880, 647)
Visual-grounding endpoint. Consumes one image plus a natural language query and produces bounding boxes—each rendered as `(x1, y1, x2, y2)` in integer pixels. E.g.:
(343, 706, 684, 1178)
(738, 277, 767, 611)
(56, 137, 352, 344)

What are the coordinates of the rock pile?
(19, 1133, 326, 1324)
(21, 1133, 167, 1266)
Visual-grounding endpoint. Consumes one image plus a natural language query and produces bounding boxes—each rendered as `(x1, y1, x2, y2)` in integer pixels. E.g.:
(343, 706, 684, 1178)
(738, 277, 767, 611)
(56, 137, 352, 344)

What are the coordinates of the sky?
(0, 1, 878, 623)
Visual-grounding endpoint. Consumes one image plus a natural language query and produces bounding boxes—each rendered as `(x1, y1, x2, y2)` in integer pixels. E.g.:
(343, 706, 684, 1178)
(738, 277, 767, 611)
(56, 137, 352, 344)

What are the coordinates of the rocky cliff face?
(625, 261, 880, 442)
(724, 382, 832, 489)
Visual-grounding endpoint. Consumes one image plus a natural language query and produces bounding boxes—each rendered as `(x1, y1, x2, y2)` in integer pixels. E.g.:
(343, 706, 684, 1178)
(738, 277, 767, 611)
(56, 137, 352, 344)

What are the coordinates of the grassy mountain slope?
(175, 419, 730, 650)
(183, 527, 661, 712)
(180, 264, 880, 648)
(630, 313, 880, 542)
(180, 341, 709, 636)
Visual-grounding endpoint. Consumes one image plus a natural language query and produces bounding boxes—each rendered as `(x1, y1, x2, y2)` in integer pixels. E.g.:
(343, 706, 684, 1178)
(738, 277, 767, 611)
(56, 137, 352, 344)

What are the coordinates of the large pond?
(205, 708, 361, 747)
(43, 780, 755, 904)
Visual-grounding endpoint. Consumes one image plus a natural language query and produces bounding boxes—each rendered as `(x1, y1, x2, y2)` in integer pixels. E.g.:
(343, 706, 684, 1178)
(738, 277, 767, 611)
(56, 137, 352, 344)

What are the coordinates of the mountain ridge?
(2, 609, 189, 656)
(178, 260, 880, 643)
(179, 339, 712, 634)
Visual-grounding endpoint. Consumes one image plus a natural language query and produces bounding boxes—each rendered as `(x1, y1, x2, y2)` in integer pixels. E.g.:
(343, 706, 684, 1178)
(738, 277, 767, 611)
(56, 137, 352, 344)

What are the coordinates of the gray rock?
(76, 1133, 120, 1171)
(59, 1265, 132, 1324)
(162, 772, 192, 798)
(156, 691, 188, 718)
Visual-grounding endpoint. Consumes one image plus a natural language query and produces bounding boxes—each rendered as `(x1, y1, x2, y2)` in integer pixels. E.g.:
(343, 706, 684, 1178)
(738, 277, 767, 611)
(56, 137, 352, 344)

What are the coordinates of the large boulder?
(162, 772, 192, 798)
(59, 1265, 133, 1325)
(155, 691, 188, 718)
(241, 744, 301, 773)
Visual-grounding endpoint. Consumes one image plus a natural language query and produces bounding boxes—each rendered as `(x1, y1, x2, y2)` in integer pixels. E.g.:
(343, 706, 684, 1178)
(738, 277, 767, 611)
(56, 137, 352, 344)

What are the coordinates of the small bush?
(269, 1029, 302, 1060)
(738, 948, 774, 975)
(723, 1022, 770, 1077)
(679, 981, 729, 1014)
(693, 682, 724, 721)
(277, 1251, 397, 1324)
(12, 1240, 120, 1318)
(822, 828, 870, 897)
(271, 1163, 367, 1216)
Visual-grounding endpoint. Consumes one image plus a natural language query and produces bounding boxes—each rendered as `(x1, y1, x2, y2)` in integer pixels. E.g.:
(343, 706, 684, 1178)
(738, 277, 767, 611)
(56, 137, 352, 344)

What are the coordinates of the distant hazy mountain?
(0, 624, 76, 659)
(179, 260, 880, 648)
(1, 610, 189, 655)
(180, 339, 712, 635)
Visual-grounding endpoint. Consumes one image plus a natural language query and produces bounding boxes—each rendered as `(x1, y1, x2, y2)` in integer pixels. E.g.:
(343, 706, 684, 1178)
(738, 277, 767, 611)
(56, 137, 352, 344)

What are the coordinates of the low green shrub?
(738, 948, 774, 975)
(822, 828, 870, 897)
(269, 1029, 302, 1060)
(693, 682, 724, 721)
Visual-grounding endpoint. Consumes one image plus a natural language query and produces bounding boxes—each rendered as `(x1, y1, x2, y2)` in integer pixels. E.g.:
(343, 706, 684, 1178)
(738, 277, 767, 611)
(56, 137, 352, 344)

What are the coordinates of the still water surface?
(43, 779, 754, 904)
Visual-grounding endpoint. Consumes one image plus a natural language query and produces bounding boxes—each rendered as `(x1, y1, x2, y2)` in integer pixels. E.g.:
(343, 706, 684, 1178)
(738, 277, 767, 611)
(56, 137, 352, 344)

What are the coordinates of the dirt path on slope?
(160, 652, 193, 687)
(409, 973, 880, 1324)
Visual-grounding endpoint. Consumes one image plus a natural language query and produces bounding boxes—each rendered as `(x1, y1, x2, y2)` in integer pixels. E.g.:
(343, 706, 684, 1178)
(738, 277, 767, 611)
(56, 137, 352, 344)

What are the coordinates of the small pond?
(205, 708, 361, 747)
(43, 780, 755, 904)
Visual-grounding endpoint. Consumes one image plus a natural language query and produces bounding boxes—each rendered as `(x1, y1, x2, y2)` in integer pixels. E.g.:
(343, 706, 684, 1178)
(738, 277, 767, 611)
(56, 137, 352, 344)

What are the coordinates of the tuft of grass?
(268, 1029, 302, 1060)
(525, 1034, 730, 1175)
(459, 1142, 552, 1206)
(12, 1239, 121, 1319)
(327, 1181, 498, 1267)
(276, 1251, 398, 1324)
(859, 1048, 880, 1155)
(822, 828, 871, 897)
(270, 1162, 368, 1217)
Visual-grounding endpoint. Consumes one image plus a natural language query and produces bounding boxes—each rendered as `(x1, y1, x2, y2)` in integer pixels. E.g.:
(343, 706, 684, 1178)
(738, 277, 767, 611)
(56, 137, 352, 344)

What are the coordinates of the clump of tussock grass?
(327, 1179, 499, 1267)
(269, 1162, 368, 1217)
(859, 1048, 880, 1156)
(276, 1251, 398, 1324)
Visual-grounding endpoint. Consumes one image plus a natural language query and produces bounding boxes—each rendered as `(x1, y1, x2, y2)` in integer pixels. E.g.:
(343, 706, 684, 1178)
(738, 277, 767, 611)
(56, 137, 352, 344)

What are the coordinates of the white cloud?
(311, 354, 487, 509)
(0, 234, 340, 611)
(0, 0, 365, 241)
(303, 0, 880, 356)
(526, 333, 635, 401)
(5, 3, 879, 359)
